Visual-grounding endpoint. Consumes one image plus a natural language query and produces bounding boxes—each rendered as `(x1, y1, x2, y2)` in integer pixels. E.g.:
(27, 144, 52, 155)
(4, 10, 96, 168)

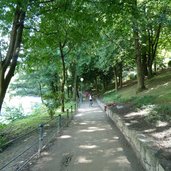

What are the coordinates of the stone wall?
(97, 99, 166, 171)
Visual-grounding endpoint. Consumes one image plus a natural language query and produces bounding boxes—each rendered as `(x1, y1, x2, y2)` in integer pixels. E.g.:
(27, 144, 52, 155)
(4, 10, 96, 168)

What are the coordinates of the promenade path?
(30, 102, 145, 171)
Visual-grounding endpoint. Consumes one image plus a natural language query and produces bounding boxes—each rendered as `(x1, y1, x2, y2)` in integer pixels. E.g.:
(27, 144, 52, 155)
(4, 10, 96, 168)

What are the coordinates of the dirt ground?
(28, 102, 145, 171)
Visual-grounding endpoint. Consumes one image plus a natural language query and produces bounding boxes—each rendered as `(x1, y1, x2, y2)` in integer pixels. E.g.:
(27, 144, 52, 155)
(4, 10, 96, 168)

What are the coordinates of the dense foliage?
(0, 0, 171, 114)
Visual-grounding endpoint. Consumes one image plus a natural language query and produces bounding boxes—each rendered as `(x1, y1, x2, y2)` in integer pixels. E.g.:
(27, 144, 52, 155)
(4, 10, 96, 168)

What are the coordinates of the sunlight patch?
(108, 156, 129, 164)
(79, 145, 98, 149)
(156, 121, 168, 127)
(76, 113, 85, 117)
(78, 108, 94, 112)
(163, 82, 169, 86)
(152, 128, 171, 139)
(79, 127, 106, 133)
(102, 137, 119, 143)
(79, 129, 97, 133)
(78, 107, 101, 113)
(79, 122, 87, 125)
(144, 128, 156, 133)
(125, 109, 149, 118)
(59, 135, 72, 139)
(76, 156, 92, 164)
(117, 147, 123, 152)
(113, 136, 119, 140)
(125, 122, 131, 126)
(130, 120, 139, 124)
(41, 151, 49, 156)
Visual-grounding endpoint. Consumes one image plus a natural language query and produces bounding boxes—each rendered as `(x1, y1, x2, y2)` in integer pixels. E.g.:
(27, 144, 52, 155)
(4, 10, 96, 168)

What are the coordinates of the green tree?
(0, 0, 28, 112)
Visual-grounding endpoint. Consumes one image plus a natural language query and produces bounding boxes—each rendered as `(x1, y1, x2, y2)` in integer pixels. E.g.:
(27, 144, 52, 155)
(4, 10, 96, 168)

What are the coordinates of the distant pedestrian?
(89, 94, 93, 106)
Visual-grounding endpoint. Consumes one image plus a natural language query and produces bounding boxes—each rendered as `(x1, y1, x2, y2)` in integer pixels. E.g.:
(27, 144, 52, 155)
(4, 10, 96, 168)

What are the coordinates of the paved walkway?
(30, 102, 145, 171)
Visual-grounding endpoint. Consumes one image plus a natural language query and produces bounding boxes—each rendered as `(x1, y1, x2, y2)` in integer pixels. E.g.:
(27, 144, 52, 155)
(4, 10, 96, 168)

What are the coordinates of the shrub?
(145, 110, 161, 123)
(0, 124, 7, 149)
(4, 105, 24, 122)
(0, 123, 6, 130)
(0, 136, 8, 149)
(32, 104, 48, 116)
(146, 104, 171, 123)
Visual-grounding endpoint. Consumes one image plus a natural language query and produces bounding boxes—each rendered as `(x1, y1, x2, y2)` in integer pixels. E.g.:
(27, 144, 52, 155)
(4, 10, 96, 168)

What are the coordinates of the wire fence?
(0, 104, 77, 171)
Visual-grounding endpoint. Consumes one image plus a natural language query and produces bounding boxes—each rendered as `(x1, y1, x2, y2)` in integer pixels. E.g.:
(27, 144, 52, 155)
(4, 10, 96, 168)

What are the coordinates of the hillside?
(103, 68, 171, 105)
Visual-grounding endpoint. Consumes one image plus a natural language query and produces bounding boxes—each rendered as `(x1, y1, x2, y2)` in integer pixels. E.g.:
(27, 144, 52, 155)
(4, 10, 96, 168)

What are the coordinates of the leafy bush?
(41, 92, 61, 118)
(145, 110, 161, 123)
(146, 104, 171, 123)
(31, 104, 48, 116)
(0, 124, 8, 149)
(0, 123, 6, 130)
(131, 95, 156, 108)
(0, 136, 8, 149)
(4, 105, 24, 121)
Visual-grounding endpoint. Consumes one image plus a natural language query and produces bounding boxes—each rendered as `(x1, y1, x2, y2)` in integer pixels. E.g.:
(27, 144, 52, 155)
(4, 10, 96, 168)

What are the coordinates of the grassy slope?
(103, 69, 171, 104)
(0, 101, 75, 148)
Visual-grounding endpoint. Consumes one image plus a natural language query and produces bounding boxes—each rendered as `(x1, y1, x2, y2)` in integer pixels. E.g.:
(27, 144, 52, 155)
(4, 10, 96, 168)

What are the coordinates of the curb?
(97, 99, 166, 171)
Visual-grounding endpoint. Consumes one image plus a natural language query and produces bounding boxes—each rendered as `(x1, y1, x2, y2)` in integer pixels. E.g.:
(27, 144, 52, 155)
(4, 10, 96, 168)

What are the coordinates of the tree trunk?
(0, 67, 5, 112)
(147, 62, 153, 78)
(0, 4, 26, 113)
(0, 64, 4, 112)
(118, 62, 123, 88)
(134, 30, 146, 91)
(67, 86, 70, 98)
(141, 43, 148, 77)
(95, 76, 98, 93)
(154, 59, 157, 73)
(114, 66, 118, 92)
(132, 0, 146, 92)
(102, 79, 106, 92)
(59, 43, 65, 113)
(73, 62, 78, 102)
(141, 31, 148, 77)
(147, 23, 162, 78)
(142, 55, 148, 77)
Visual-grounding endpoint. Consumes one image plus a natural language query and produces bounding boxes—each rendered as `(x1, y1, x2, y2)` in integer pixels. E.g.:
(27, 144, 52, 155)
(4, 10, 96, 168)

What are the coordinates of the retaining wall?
(97, 99, 166, 171)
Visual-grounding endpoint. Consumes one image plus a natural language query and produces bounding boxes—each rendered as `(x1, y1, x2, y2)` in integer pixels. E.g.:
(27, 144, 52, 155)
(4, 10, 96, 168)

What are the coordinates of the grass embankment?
(0, 101, 75, 149)
(102, 69, 171, 122)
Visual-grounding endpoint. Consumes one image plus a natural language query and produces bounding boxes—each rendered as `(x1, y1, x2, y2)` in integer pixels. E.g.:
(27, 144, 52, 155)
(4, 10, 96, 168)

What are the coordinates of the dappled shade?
(30, 102, 145, 171)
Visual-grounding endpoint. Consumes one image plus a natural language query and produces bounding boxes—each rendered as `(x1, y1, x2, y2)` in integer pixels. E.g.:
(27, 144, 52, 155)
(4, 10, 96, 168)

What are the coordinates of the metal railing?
(0, 104, 77, 171)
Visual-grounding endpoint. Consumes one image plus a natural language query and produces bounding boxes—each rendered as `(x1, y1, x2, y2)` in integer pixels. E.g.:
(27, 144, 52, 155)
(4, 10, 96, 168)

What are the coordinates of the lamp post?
(80, 78, 84, 103)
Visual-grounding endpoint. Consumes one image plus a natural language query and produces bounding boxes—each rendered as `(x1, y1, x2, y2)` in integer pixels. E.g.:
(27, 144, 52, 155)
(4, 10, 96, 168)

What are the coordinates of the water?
(0, 96, 42, 124)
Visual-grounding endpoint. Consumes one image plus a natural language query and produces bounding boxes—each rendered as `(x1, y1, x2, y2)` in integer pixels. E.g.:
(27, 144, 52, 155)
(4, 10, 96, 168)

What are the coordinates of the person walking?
(89, 94, 93, 106)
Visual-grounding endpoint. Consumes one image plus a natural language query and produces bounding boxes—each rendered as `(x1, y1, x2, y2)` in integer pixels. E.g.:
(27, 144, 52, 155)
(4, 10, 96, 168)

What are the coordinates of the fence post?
(38, 124, 44, 156)
(58, 114, 62, 132)
(75, 103, 77, 113)
(71, 105, 73, 113)
(67, 109, 69, 127)
(71, 106, 73, 119)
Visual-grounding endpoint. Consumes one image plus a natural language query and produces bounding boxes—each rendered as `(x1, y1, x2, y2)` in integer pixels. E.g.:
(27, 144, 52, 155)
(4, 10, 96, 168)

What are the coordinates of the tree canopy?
(1, 0, 171, 113)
